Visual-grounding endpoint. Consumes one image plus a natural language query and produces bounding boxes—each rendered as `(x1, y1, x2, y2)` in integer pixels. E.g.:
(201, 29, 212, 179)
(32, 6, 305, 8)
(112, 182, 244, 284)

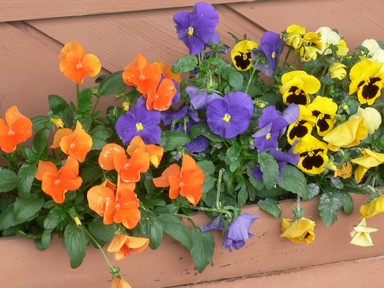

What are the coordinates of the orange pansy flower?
(122, 53, 161, 95)
(113, 150, 150, 183)
(107, 233, 149, 261)
(98, 143, 126, 170)
(52, 121, 93, 162)
(153, 153, 205, 205)
(111, 276, 132, 288)
(35, 156, 82, 204)
(87, 178, 140, 229)
(127, 136, 164, 168)
(154, 61, 181, 84)
(146, 78, 177, 111)
(0, 106, 33, 153)
(59, 41, 101, 84)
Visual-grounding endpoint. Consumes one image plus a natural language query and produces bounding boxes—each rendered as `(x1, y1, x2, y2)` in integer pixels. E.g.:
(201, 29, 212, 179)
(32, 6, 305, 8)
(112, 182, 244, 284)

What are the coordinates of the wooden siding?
(1, 0, 384, 117)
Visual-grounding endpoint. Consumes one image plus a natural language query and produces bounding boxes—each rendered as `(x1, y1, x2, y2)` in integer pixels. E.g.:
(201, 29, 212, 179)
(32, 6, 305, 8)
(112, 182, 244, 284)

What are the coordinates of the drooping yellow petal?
(280, 217, 316, 244)
(350, 218, 378, 247)
(360, 194, 384, 219)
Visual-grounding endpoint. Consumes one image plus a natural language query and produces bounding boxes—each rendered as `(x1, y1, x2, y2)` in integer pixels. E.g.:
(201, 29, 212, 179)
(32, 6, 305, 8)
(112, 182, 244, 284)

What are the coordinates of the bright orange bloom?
(51, 121, 93, 162)
(107, 233, 149, 260)
(146, 78, 177, 111)
(59, 41, 101, 84)
(122, 53, 161, 94)
(35, 156, 82, 204)
(98, 143, 126, 170)
(113, 150, 150, 183)
(153, 153, 205, 205)
(127, 136, 164, 168)
(111, 276, 132, 288)
(0, 106, 33, 153)
(154, 61, 181, 84)
(87, 179, 140, 229)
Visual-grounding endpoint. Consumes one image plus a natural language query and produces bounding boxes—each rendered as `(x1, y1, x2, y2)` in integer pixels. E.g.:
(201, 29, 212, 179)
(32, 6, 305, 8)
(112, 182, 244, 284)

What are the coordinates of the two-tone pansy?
(307, 96, 338, 136)
(231, 40, 258, 71)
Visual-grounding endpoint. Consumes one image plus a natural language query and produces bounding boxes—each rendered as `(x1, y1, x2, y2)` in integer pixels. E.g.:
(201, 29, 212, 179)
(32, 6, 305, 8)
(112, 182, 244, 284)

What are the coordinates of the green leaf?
(278, 165, 308, 198)
(88, 221, 115, 244)
(318, 192, 347, 226)
(13, 196, 44, 223)
(0, 169, 17, 192)
(97, 71, 125, 96)
(64, 223, 89, 268)
(258, 198, 281, 218)
(158, 214, 193, 250)
(159, 130, 190, 152)
(225, 145, 241, 172)
(172, 55, 198, 72)
(138, 211, 163, 249)
(0, 206, 17, 230)
(222, 67, 244, 91)
(39, 229, 53, 250)
(197, 160, 215, 176)
(17, 163, 37, 198)
(32, 128, 49, 157)
(258, 153, 279, 189)
(190, 228, 215, 272)
(190, 123, 222, 142)
(44, 206, 66, 230)
(235, 174, 248, 206)
(90, 125, 114, 150)
(304, 183, 321, 200)
(77, 88, 93, 115)
(48, 95, 74, 127)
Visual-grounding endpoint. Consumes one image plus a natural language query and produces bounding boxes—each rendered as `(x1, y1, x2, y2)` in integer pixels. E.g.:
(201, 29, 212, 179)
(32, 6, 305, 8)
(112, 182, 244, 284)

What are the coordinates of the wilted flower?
(350, 218, 378, 247)
(223, 213, 259, 251)
(360, 194, 384, 219)
(107, 233, 149, 260)
(280, 217, 316, 244)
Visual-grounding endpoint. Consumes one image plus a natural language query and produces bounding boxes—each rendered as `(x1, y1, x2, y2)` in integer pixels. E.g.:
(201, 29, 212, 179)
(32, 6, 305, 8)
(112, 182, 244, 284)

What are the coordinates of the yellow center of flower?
(76, 61, 83, 69)
(136, 123, 144, 131)
(188, 27, 194, 36)
(271, 51, 276, 59)
(8, 130, 14, 136)
(266, 133, 271, 140)
(223, 114, 231, 123)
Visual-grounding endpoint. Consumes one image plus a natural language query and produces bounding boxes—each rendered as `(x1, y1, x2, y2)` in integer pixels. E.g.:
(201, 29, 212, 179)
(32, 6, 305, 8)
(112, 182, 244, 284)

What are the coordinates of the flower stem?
(216, 168, 225, 209)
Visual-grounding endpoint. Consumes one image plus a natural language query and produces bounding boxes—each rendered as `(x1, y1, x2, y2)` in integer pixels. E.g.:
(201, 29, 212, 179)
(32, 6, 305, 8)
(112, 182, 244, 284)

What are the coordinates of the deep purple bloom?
(223, 213, 259, 251)
(185, 134, 209, 153)
(186, 86, 221, 110)
(252, 31, 282, 76)
(207, 92, 254, 138)
(253, 104, 299, 153)
(200, 216, 225, 232)
(115, 104, 162, 145)
(173, 2, 219, 55)
(161, 106, 188, 126)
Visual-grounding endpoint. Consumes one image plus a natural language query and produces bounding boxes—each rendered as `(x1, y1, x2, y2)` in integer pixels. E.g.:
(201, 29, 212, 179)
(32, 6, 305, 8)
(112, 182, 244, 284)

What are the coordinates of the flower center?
(136, 122, 144, 131)
(76, 61, 83, 69)
(223, 113, 231, 123)
(188, 26, 194, 36)
(266, 133, 271, 140)
(54, 179, 61, 185)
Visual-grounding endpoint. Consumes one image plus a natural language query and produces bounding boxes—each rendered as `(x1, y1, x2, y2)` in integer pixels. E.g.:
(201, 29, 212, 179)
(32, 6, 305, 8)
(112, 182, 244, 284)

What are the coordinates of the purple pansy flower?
(200, 216, 225, 232)
(115, 103, 162, 145)
(173, 2, 219, 55)
(253, 104, 299, 153)
(223, 213, 259, 251)
(207, 91, 254, 139)
(252, 31, 282, 76)
(186, 86, 221, 110)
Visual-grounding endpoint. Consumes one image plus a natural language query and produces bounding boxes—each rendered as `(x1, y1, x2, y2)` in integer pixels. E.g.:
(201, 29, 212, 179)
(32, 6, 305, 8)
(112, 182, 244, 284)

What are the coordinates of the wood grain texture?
(229, 0, 384, 49)
(0, 0, 257, 22)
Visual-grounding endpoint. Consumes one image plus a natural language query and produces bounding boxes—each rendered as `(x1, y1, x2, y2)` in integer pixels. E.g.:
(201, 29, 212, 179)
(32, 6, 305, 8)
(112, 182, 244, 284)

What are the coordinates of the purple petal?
(200, 216, 225, 232)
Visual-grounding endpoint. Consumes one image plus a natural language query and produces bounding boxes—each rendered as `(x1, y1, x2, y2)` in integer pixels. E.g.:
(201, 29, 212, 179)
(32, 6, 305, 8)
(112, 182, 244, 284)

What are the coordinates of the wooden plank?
(26, 5, 265, 73)
(183, 256, 384, 288)
(228, 0, 384, 49)
(0, 0, 257, 23)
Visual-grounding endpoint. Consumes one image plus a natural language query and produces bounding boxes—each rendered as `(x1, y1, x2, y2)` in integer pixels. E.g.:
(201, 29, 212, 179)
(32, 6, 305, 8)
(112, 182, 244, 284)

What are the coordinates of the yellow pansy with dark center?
(294, 134, 329, 174)
(349, 59, 384, 105)
(231, 40, 258, 71)
(280, 70, 321, 105)
(307, 96, 338, 136)
(287, 120, 313, 145)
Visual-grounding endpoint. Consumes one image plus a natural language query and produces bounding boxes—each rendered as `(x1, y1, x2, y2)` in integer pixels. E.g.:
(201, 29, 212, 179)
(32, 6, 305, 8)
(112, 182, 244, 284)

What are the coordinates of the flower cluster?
(2, 1, 384, 286)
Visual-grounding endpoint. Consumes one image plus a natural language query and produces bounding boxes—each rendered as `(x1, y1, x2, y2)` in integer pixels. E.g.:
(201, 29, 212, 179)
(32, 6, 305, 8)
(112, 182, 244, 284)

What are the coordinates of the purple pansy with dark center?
(252, 31, 282, 76)
(173, 2, 219, 55)
(223, 213, 259, 251)
(206, 91, 254, 139)
(253, 146, 300, 182)
(253, 104, 299, 153)
(115, 103, 162, 145)
(186, 86, 221, 110)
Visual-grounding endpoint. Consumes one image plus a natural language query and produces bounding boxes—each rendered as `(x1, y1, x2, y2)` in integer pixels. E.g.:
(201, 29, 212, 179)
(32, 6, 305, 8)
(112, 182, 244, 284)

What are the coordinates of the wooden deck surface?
(1, 0, 383, 117)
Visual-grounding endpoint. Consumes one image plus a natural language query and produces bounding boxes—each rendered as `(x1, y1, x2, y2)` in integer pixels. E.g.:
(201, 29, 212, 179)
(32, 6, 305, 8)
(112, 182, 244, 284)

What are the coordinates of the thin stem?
(245, 67, 257, 94)
(216, 168, 225, 209)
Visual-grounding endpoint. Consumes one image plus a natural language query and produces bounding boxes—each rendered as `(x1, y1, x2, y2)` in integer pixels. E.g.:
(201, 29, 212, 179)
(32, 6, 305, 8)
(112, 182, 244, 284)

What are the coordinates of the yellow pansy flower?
(284, 24, 306, 49)
(307, 96, 338, 136)
(360, 194, 384, 219)
(330, 62, 348, 80)
(231, 40, 258, 71)
(350, 218, 378, 247)
(281, 217, 316, 244)
(351, 149, 384, 183)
